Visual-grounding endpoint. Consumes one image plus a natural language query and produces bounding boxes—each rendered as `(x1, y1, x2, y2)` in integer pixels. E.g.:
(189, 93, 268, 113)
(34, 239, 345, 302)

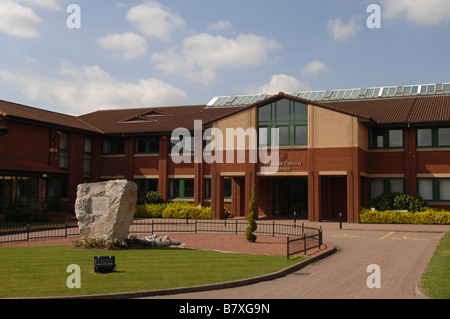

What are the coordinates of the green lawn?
(421, 231, 450, 299)
(0, 245, 303, 298)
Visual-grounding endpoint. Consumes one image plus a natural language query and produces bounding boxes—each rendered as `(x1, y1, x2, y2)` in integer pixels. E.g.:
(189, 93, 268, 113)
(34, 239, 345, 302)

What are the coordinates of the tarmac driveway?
(147, 223, 449, 299)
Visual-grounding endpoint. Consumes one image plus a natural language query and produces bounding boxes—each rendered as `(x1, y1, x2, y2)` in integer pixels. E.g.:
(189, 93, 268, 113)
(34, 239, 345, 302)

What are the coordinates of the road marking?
(379, 232, 394, 240)
(392, 236, 428, 241)
(332, 233, 361, 238)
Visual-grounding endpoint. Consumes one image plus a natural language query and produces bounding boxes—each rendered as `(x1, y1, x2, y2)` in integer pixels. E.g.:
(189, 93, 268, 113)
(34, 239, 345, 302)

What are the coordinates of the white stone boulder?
(74, 180, 137, 241)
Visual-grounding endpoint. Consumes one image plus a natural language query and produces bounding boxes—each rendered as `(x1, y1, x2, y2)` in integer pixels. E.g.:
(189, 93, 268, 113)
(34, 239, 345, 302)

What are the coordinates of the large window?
(136, 136, 159, 154)
(418, 178, 450, 201)
(258, 99, 308, 147)
(369, 129, 403, 149)
(103, 137, 125, 155)
(59, 132, 69, 169)
(417, 128, 450, 148)
(370, 178, 404, 199)
(169, 179, 194, 199)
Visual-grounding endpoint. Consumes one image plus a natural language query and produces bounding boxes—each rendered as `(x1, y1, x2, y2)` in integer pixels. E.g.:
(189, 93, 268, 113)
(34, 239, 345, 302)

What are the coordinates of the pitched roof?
(0, 158, 69, 175)
(203, 92, 375, 126)
(326, 95, 450, 125)
(0, 99, 101, 133)
(78, 105, 245, 135)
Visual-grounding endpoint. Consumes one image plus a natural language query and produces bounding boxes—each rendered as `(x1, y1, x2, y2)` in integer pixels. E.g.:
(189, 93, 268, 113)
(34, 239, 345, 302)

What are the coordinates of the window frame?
(369, 178, 405, 200)
(168, 178, 194, 199)
(136, 136, 160, 155)
(102, 137, 125, 155)
(369, 129, 404, 150)
(257, 99, 308, 147)
(59, 132, 70, 169)
(417, 127, 450, 148)
(418, 178, 450, 202)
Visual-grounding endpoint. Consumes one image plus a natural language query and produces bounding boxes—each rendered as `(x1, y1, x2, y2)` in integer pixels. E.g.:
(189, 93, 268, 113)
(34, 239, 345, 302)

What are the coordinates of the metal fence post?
(303, 233, 306, 254)
(272, 221, 275, 237)
(27, 224, 30, 241)
(235, 219, 238, 235)
(195, 219, 197, 234)
(287, 236, 289, 260)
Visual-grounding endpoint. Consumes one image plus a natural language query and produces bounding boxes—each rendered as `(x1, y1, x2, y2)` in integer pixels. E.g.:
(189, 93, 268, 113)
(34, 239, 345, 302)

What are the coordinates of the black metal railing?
(1, 219, 323, 258)
(0, 222, 79, 244)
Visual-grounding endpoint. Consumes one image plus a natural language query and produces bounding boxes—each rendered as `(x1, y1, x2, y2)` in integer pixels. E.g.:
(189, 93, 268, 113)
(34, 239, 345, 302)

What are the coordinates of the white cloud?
(302, 61, 330, 77)
(0, 1, 41, 38)
(207, 20, 233, 31)
(380, 0, 450, 25)
(13, 0, 64, 11)
(152, 33, 282, 84)
(126, 1, 185, 41)
(0, 63, 188, 115)
(254, 74, 311, 94)
(327, 17, 360, 42)
(98, 32, 148, 60)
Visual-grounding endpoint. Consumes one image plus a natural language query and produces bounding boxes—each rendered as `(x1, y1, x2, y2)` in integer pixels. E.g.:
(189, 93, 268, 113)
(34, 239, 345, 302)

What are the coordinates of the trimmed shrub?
(5, 200, 45, 223)
(369, 192, 428, 213)
(393, 194, 427, 213)
(369, 192, 401, 212)
(135, 203, 167, 218)
(135, 202, 211, 219)
(245, 185, 258, 242)
(360, 208, 450, 225)
(138, 191, 165, 205)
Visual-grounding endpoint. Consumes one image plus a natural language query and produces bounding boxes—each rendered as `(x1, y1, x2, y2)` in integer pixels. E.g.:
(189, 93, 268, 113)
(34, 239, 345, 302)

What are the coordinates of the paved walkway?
(145, 222, 449, 299)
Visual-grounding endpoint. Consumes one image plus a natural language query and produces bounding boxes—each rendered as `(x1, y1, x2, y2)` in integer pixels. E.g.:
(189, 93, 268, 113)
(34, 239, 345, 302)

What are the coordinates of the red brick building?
(1, 83, 449, 223)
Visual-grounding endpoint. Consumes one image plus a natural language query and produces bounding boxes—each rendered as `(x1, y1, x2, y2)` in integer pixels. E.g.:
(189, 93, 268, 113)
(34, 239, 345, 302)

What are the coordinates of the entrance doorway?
(273, 178, 308, 218)
(321, 176, 347, 221)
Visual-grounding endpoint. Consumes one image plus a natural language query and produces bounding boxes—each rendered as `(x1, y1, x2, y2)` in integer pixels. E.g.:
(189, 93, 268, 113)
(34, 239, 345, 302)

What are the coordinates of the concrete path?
(146, 222, 449, 299)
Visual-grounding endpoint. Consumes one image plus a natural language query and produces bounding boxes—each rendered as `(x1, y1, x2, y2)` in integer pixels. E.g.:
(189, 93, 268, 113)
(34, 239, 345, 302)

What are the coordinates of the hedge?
(135, 202, 212, 219)
(360, 208, 450, 225)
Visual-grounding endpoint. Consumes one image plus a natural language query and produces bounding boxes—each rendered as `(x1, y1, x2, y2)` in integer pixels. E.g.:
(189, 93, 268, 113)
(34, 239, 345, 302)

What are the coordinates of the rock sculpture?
(75, 180, 137, 241)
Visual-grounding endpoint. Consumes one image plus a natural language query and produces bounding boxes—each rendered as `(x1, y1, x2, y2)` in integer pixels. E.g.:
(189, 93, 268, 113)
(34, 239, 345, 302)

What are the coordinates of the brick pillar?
(211, 164, 224, 219)
(158, 136, 168, 201)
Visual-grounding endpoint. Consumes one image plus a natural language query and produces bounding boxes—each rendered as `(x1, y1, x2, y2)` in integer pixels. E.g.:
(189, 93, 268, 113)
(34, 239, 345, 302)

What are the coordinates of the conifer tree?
(245, 185, 258, 242)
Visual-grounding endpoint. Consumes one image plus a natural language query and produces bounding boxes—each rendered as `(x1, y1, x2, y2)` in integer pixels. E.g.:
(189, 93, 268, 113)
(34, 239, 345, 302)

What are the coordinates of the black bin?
(94, 256, 116, 274)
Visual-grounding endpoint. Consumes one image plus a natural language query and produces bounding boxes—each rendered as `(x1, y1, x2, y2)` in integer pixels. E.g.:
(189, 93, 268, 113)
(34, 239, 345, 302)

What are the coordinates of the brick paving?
(146, 222, 450, 299)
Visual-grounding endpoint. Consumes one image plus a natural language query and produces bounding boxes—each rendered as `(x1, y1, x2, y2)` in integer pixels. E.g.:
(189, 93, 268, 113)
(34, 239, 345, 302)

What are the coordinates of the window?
(136, 136, 159, 154)
(417, 128, 450, 148)
(369, 178, 404, 199)
(258, 99, 308, 147)
(59, 132, 69, 169)
(418, 178, 450, 201)
(369, 129, 403, 149)
(134, 179, 158, 198)
(417, 129, 432, 147)
(83, 137, 92, 183)
(204, 178, 232, 199)
(438, 128, 450, 146)
(103, 137, 125, 155)
(170, 135, 194, 154)
(169, 179, 194, 199)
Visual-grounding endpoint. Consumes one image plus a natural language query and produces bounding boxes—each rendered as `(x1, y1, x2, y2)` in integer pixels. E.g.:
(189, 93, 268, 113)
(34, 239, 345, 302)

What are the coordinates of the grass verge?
(421, 231, 450, 299)
(0, 245, 304, 298)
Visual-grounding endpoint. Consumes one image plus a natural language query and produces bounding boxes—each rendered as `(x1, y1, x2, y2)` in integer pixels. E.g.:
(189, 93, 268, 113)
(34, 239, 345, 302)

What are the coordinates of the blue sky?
(0, 0, 449, 115)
